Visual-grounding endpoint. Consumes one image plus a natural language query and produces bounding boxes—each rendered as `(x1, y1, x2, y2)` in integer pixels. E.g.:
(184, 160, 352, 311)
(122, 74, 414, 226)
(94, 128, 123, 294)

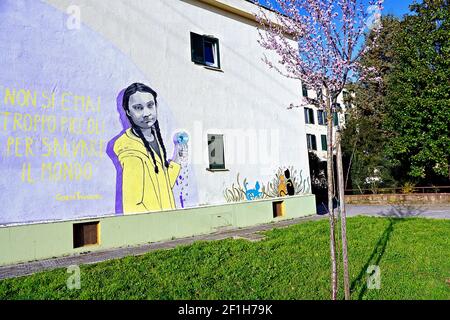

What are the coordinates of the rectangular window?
(190, 32, 220, 69)
(306, 134, 317, 151)
(333, 112, 339, 126)
(302, 84, 308, 97)
(343, 91, 349, 101)
(316, 89, 323, 103)
(304, 107, 315, 124)
(321, 134, 327, 151)
(208, 134, 225, 170)
(317, 110, 326, 125)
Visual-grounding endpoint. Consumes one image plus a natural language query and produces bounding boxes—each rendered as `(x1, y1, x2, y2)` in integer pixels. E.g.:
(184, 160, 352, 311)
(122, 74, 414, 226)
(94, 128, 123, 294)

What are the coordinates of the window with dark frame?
(316, 89, 323, 104)
(343, 91, 349, 101)
(304, 107, 315, 124)
(317, 110, 326, 125)
(190, 32, 220, 69)
(321, 134, 327, 151)
(333, 112, 339, 126)
(207, 134, 225, 170)
(302, 84, 308, 97)
(306, 134, 317, 151)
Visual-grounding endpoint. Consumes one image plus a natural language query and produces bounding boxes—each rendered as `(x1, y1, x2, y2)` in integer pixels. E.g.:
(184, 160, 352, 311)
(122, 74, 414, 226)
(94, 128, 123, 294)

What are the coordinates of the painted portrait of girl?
(113, 83, 185, 214)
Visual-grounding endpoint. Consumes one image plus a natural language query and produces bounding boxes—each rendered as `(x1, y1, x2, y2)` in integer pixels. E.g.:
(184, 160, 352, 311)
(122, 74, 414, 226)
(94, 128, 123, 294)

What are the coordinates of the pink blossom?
(255, 0, 384, 108)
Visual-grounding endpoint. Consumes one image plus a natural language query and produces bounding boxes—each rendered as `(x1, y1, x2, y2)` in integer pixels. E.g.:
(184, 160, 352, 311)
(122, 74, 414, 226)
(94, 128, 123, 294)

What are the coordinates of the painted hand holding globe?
(172, 131, 189, 164)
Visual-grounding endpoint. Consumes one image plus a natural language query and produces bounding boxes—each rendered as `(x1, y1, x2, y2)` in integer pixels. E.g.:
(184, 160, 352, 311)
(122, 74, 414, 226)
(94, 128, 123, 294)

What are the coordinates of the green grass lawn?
(0, 216, 449, 300)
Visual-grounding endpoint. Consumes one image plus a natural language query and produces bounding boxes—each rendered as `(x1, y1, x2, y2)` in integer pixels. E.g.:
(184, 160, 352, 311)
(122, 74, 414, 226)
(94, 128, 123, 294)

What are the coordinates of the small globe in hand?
(174, 131, 189, 145)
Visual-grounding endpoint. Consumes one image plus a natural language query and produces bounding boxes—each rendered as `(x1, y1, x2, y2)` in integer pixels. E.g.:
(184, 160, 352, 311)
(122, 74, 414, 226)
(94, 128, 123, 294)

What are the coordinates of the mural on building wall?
(224, 167, 311, 202)
(111, 83, 187, 214)
(245, 181, 263, 200)
(0, 0, 198, 225)
(173, 132, 190, 208)
(0, 0, 309, 225)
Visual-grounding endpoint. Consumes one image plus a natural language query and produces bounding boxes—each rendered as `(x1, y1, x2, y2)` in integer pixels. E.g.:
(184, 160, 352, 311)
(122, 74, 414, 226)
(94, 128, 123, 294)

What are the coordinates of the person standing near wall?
(113, 83, 184, 214)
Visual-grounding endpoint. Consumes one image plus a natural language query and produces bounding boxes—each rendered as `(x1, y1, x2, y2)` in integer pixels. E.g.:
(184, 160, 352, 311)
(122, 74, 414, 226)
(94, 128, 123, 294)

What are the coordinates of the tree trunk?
(345, 139, 358, 190)
(336, 132, 350, 300)
(325, 91, 338, 300)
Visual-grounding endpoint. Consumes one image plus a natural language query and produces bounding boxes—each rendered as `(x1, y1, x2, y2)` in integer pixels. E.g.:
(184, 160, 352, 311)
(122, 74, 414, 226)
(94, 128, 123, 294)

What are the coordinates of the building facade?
(302, 86, 352, 161)
(0, 0, 316, 265)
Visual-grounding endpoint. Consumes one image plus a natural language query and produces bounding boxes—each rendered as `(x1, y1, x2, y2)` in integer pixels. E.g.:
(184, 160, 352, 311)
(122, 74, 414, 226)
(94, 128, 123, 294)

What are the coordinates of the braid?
(134, 126, 159, 174)
(154, 120, 170, 168)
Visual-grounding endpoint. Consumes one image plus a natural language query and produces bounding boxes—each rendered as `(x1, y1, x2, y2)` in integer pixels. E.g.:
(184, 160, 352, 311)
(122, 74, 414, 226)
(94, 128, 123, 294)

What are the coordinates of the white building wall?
(43, 0, 310, 206)
(303, 89, 349, 161)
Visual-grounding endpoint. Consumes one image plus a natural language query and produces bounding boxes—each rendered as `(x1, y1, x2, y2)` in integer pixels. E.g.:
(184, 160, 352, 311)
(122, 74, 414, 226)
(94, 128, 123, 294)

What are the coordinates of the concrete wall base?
(0, 194, 316, 266)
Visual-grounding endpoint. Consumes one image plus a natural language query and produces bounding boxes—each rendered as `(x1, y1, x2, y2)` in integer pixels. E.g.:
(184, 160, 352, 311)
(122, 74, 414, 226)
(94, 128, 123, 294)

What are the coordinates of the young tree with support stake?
(255, 0, 384, 300)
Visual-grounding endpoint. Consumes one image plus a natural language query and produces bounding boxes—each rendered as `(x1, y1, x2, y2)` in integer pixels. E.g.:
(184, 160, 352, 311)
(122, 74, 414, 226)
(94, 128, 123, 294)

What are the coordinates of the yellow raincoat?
(113, 128, 181, 214)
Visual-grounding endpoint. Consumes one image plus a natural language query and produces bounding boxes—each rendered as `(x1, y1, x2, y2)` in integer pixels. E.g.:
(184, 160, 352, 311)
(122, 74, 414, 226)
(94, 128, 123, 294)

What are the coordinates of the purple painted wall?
(0, 0, 198, 225)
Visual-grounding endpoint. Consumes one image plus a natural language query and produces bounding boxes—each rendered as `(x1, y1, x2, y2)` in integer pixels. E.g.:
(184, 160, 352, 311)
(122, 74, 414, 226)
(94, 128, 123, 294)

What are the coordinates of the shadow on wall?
(106, 88, 129, 214)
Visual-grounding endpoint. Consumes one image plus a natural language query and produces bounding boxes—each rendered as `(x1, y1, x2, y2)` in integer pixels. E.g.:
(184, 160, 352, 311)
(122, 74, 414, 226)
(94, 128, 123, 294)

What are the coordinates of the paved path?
(346, 204, 450, 219)
(316, 203, 450, 219)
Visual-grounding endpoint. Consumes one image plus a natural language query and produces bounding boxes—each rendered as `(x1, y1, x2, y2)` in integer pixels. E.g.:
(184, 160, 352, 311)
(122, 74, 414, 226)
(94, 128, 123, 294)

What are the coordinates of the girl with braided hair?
(113, 83, 184, 214)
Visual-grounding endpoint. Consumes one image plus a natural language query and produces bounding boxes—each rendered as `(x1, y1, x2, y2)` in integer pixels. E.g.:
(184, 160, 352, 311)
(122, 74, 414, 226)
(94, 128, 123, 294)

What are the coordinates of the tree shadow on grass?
(350, 204, 426, 299)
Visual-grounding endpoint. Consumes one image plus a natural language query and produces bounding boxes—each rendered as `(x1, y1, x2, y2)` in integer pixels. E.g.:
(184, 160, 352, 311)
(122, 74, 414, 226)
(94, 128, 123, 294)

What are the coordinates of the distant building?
(302, 85, 353, 161)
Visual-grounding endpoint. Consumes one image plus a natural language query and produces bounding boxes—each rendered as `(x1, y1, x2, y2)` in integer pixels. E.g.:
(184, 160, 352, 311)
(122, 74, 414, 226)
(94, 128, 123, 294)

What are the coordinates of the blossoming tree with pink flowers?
(255, 0, 384, 300)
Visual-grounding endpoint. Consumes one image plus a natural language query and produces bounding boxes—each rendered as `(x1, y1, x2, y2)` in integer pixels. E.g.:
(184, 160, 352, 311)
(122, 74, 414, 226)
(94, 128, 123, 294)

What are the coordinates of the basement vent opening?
(73, 221, 100, 248)
(272, 201, 285, 218)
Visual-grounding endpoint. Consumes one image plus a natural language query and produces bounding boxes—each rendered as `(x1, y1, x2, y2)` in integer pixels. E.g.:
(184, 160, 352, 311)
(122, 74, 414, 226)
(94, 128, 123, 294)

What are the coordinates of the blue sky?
(382, 0, 417, 18)
(260, 0, 418, 18)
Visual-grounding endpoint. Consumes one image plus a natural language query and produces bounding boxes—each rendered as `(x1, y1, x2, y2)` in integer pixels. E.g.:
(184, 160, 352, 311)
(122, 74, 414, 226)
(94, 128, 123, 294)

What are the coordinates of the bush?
(401, 182, 416, 194)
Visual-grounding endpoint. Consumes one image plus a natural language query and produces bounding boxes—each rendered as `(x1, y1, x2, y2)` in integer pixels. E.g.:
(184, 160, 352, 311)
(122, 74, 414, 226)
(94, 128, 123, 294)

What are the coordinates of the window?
(317, 110, 326, 125)
(321, 135, 327, 151)
(302, 84, 308, 97)
(343, 92, 351, 108)
(316, 89, 323, 103)
(334, 103, 342, 112)
(343, 91, 349, 101)
(208, 134, 225, 170)
(304, 107, 315, 124)
(306, 134, 317, 151)
(333, 112, 339, 126)
(191, 32, 220, 69)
